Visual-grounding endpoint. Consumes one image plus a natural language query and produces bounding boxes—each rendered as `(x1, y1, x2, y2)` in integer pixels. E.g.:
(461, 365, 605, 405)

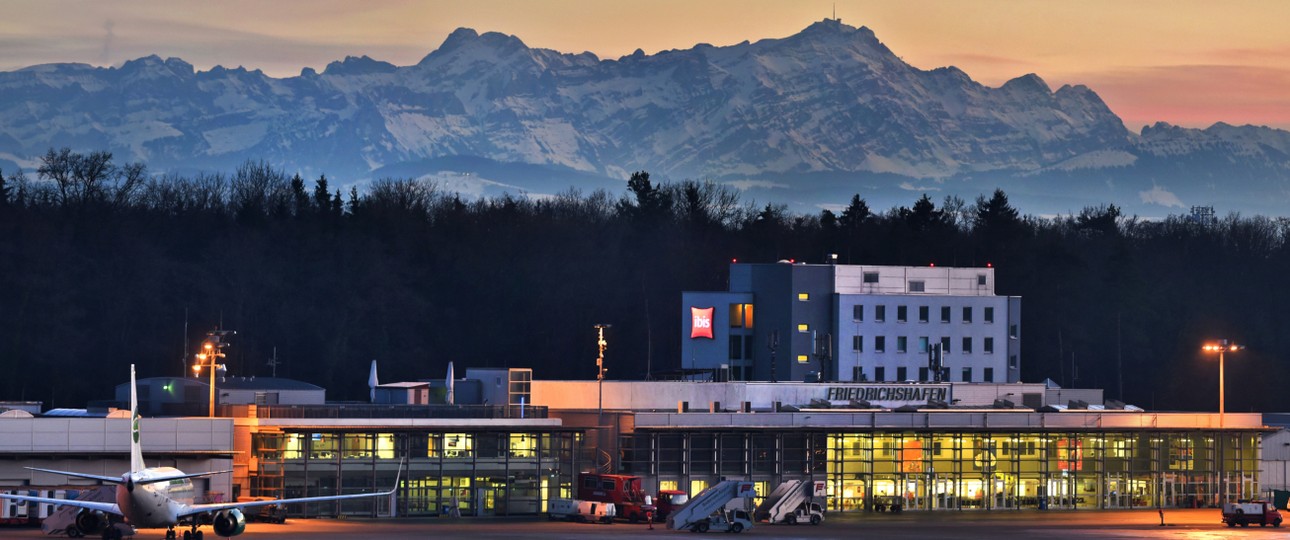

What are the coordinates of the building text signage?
(690, 307, 714, 339)
(825, 385, 948, 403)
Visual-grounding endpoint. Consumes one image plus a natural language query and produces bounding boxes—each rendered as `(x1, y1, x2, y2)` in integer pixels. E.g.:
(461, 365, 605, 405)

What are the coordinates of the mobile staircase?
(666, 481, 756, 532)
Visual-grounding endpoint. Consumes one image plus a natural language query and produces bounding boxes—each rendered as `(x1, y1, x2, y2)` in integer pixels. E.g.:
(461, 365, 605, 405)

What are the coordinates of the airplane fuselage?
(116, 467, 195, 528)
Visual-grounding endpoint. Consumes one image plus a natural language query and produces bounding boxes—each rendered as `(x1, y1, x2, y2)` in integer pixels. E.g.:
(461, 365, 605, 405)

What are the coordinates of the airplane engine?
(74, 509, 109, 535)
(212, 508, 247, 537)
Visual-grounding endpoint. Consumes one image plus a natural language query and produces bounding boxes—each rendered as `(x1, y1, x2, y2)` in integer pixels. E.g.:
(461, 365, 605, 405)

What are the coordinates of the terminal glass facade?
(251, 430, 581, 517)
(620, 429, 1261, 512)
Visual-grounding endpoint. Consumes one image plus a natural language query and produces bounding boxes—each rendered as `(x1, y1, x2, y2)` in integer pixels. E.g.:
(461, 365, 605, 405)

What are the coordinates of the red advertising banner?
(690, 307, 714, 339)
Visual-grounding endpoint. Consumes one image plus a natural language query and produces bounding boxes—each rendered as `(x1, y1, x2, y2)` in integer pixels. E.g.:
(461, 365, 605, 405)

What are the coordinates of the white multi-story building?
(681, 261, 1021, 383)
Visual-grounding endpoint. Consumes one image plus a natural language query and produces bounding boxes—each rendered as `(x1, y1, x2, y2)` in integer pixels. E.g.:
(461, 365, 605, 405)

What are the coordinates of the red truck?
(1222, 500, 1283, 528)
(578, 473, 682, 523)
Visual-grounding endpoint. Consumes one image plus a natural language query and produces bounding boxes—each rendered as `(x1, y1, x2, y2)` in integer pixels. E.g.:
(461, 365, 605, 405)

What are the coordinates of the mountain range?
(2, 18, 1289, 216)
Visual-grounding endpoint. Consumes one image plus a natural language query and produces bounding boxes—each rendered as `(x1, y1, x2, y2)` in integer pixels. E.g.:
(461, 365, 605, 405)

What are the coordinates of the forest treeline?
(0, 149, 1287, 411)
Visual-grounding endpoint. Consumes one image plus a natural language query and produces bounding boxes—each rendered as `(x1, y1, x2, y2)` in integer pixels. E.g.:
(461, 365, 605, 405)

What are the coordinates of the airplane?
(0, 365, 401, 540)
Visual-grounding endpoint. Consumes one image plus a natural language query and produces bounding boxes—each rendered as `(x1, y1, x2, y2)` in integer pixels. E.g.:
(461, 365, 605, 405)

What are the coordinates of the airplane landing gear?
(165, 526, 176, 540)
(182, 524, 204, 540)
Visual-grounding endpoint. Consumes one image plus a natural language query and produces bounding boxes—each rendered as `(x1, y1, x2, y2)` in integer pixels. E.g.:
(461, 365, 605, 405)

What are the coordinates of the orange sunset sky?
(3, 0, 1289, 131)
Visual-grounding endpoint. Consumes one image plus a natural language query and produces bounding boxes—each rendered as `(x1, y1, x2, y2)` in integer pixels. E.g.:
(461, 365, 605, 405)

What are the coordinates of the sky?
(3, 0, 1290, 131)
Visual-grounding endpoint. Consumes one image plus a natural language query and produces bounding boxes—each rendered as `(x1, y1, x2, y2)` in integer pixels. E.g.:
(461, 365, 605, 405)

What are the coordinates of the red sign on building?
(690, 307, 714, 339)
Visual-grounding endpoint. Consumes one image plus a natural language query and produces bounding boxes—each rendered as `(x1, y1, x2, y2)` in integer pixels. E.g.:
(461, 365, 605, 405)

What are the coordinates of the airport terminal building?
(0, 261, 1272, 518)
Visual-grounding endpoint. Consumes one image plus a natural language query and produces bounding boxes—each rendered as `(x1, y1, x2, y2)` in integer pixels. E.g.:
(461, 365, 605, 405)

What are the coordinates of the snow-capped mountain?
(1, 19, 1288, 215)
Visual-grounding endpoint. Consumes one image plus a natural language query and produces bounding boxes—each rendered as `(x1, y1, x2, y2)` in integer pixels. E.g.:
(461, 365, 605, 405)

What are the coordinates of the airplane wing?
(25, 467, 123, 484)
(177, 487, 397, 519)
(0, 492, 121, 515)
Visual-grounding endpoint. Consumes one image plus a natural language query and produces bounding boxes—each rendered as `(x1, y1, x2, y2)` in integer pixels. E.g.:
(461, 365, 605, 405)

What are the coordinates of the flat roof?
(633, 411, 1268, 431)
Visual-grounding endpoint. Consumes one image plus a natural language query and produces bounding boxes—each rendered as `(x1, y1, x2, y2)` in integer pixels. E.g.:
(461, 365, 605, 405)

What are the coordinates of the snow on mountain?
(0, 19, 1287, 215)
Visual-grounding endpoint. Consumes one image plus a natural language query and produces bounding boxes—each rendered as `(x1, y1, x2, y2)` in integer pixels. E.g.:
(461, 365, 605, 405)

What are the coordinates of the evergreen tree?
(313, 175, 331, 211)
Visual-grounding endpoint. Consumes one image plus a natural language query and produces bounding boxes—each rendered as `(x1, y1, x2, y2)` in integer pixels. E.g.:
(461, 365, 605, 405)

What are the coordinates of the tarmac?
(4, 508, 1283, 539)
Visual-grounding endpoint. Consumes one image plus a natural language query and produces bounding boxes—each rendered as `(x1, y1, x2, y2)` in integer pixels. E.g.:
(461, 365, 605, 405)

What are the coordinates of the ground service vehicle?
(1222, 500, 1283, 528)
(547, 498, 616, 524)
(576, 473, 655, 523)
(686, 509, 753, 534)
(756, 480, 825, 525)
(666, 481, 756, 532)
(653, 490, 689, 522)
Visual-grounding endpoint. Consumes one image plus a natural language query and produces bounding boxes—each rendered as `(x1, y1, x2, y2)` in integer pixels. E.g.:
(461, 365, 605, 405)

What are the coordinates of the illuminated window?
(283, 434, 305, 460)
(796, 355, 809, 364)
(443, 433, 474, 458)
(310, 433, 338, 460)
(729, 304, 755, 328)
(375, 433, 396, 459)
(798, 293, 810, 301)
(798, 323, 809, 333)
(343, 433, 373, 459)
(659, 480, 679, 492)
(509, 433, 536, 458)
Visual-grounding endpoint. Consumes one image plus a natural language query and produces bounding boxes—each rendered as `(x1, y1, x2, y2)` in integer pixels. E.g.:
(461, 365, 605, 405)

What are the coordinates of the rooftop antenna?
(266, 346, 281, 377)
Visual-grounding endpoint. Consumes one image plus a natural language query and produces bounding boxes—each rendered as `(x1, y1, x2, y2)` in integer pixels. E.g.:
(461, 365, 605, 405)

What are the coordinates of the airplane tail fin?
(130, 364, 145, 474)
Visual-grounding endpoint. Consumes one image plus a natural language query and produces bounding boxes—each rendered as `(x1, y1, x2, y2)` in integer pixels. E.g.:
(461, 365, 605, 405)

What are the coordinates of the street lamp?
(1202, 339, 1242, 507)
(193, 329, 233, 418)
(594, 324, 610, 427)
(1201, 339, 1243, 428)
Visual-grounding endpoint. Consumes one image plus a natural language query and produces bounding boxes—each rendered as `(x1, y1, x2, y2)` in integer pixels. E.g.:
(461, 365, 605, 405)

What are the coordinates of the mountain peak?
(439, 27, 480, 52)
(420, 28, 533, 66)
(1001, 73, 1051, 94)
(323, 55, 397, 76)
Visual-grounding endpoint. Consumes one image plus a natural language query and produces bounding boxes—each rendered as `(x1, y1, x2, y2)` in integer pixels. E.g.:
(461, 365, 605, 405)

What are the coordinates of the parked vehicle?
(653, 489, 689, 522)
(686, 509, 753, 534)
(666, 481, 756, 531)
(1222, 500, 1283, 528)
(755, 480, 825, 525)
(780, 502, 825, 525)
(547, 498, 616, 524)
(576, 473, 655, 523)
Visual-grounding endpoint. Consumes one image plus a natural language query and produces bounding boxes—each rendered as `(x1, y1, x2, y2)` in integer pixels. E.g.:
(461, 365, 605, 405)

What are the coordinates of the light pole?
(193, 329, 233, 418)
(1202, 339, 1242, 506)
(595, 324, 610, 427)
(1201, 339, 1242, 429)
